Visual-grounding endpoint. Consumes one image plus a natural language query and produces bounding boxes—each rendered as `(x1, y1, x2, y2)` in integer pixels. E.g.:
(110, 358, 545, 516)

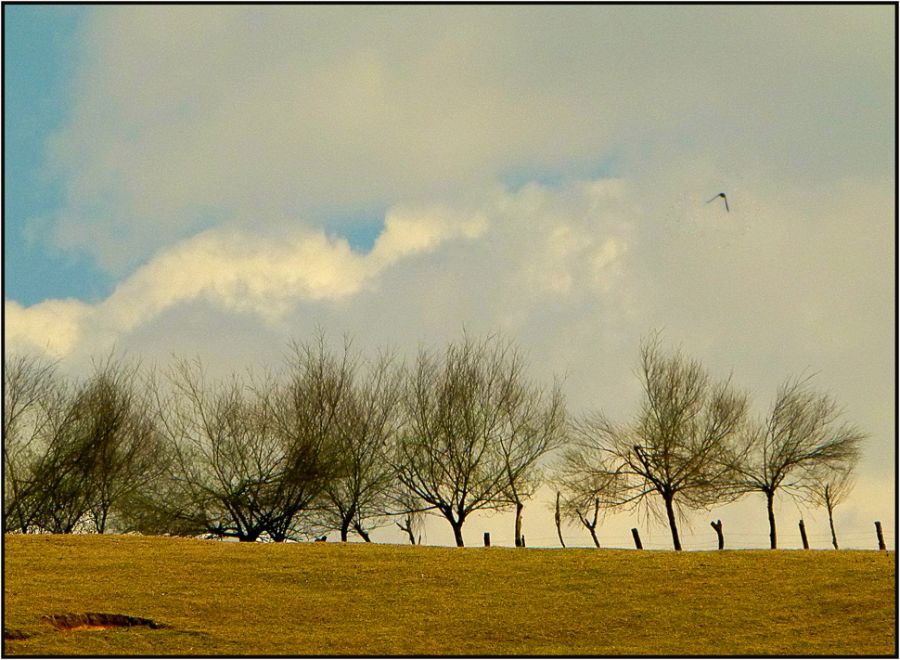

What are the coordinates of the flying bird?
(705, 192, 730, 212)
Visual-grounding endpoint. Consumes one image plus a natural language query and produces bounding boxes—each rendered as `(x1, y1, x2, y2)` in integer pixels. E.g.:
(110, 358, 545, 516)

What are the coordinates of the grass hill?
(3, 534, 895, 656)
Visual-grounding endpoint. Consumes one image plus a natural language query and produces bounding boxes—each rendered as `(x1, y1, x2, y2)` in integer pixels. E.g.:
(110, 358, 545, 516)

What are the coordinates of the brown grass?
(3, 534, 895, 656)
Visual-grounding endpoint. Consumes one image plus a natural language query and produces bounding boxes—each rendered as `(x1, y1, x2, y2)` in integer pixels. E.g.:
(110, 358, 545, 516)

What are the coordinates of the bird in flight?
(705, 192, 730, 212)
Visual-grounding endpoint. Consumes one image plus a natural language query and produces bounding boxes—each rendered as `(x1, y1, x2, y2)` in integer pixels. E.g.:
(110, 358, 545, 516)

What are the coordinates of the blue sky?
(3, 5, 894, 548)
(4, 5, 114, 305)
(3, 5, 391, 304)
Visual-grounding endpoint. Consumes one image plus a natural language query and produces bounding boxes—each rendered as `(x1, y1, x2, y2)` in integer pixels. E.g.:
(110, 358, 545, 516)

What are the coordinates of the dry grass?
(3, 534, 895, 656)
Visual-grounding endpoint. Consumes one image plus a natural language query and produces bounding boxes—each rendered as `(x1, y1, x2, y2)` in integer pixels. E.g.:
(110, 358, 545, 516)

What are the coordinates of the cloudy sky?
(4, 5, 894, 548)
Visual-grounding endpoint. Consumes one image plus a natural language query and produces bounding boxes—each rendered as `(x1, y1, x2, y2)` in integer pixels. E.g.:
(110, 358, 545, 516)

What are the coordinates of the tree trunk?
(555, 491, 566, 548)
(514, 501, 524, 547)
(588, 525, 600, 548)
(826, 504, 838, 550)
(663, 494, 681, 551)
(353, 521, 372, 543)
(450, 518, 465, 547)
(710, 519, 724, 550)
(94, 504, 109, 534)
(12, 500, 29, 534)
(766, 489, 777, 549)
(340, 508, 354, 542)
(397, 516, 417, 545)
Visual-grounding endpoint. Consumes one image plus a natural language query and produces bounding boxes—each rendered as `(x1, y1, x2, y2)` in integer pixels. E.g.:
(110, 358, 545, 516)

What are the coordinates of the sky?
(3, 4, 895, 549)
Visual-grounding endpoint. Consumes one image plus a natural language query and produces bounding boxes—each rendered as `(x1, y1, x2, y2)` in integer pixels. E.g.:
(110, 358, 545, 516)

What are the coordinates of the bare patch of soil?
(43, 613, 164, 632)
(4, 628, 31, 641)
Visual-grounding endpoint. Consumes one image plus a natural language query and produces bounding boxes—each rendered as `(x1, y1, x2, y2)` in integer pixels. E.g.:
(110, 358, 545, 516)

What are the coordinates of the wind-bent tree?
(553, 442, 623, 547)
(496, 368, 567, 547)
(554, 491, 566, 548)
(391, 483, 427, 545)
(575, 335, 748, 550)
(20, 355, 162, 534)
(265, 337, 352, 541)
(807, 466, 856, 550)
(158, 361, 282, 541)
(319, 353, 405, 542)
(396, 334, 558, 547)
(728, 376, 864, 549)
(79, 359, 163, 534)
(158, 343, 344, 542)
(3, 354, 59, 533)
(84, 361, 164, 534)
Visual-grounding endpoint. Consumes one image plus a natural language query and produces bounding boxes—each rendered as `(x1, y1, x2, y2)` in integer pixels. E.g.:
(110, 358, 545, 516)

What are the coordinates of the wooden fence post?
(798, 520, 809, 549)
(875, 521, 886, 551)
(631, 528, 643, 550)
(710, 519, 724, 550)
(483, 532, 490, 547)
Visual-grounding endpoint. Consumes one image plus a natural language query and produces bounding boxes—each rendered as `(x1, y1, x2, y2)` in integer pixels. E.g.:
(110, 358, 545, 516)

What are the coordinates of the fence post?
(710, 519, 724, 550)
(875, 521, 886, 551)
(798, 520, 809, 549)
(631, 528, 643, 550)
(483, 532, 491, 547)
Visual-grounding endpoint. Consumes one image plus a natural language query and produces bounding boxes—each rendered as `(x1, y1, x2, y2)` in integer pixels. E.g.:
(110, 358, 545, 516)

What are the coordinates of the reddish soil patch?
(3, 628, 31, 641)
(43, 613, 164, 631)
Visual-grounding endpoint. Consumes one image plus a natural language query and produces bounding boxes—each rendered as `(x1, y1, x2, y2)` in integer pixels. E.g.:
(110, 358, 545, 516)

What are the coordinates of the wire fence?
(488, 525, 895, 551)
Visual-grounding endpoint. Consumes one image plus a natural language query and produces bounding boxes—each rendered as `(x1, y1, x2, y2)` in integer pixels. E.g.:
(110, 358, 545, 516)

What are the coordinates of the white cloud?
(370, 205, 488, 267)
(40, 5, 892, 273)
(6, 181, 631, 364)
(100, 228, 368, 330)
(4, 298, 91, 359)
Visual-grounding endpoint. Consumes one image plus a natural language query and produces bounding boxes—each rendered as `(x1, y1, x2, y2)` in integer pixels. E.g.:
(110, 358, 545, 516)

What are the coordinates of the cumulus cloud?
(4, 298, 91, 359)
(370, 204, 488, 267)
(5, 179, 633, 365)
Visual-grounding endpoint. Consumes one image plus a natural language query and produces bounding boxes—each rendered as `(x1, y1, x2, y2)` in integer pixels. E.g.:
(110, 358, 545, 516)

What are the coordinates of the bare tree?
(553, 442, 623, 547)
(395, 511, 424, 545)
(554, 491, 566, 548)
(390, 482, 427, 545)
(728, 376, 865, 549)
(13, 355, 162, 534)
(318, 352, 405, 542)
(396, 334, 552, 547)
(27, 408, 94, 534)
(496, 365, 567, 547)
(3, 354, 58, 532)
(152, 338, 376, 542)
(807, 466, 856, 550)
(78, 357, 164, 534)
(264, 338, 354, 541)
(575, 335, 748, 550)
(157, 360, 294, 541)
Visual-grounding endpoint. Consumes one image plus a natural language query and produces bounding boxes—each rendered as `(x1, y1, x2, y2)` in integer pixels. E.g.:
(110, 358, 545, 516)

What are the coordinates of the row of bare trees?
(3, 334, 566, 546)
(555, 334, 865, 550)
(3, 332, 864, 549)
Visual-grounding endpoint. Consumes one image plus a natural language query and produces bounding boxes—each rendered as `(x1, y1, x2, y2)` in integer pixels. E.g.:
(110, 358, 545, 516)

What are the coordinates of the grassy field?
(3, 534, 895, 656)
